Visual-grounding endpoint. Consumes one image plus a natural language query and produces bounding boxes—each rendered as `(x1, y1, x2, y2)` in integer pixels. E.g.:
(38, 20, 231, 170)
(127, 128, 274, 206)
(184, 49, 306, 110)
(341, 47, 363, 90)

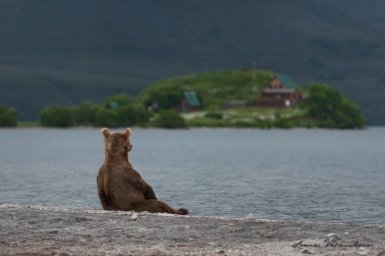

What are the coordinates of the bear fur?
(97, 128, 188, 215)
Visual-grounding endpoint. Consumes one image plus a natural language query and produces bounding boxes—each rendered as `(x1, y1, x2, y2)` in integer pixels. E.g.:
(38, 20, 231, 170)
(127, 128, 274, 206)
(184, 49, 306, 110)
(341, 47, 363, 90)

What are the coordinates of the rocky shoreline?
(0, 204, 384, 255)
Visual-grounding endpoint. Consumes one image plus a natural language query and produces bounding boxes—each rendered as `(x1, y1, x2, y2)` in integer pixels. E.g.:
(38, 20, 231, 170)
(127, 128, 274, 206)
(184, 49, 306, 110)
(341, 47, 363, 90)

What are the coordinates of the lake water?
(0, 128, 384, 224)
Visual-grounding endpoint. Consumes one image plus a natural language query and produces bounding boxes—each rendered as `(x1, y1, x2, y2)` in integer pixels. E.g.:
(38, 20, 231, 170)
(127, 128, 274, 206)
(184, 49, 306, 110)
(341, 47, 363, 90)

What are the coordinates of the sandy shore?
(0, 204, 384, 256)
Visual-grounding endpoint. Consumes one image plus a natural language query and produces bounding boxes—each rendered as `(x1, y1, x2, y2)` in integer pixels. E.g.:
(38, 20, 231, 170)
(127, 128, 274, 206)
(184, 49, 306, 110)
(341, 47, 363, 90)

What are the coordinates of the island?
(1, 69, 364, 129)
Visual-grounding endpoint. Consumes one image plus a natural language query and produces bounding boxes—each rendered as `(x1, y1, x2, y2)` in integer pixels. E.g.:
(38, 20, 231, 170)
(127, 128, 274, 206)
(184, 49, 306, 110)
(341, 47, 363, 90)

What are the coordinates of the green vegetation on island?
(0, 69, 365, 129)
(39, 95, 150, 128)
(135, 69, 364, 129)
(137, 69, 272, 109)
(0, 105, 17, 127)
(305, 84, 365, 129)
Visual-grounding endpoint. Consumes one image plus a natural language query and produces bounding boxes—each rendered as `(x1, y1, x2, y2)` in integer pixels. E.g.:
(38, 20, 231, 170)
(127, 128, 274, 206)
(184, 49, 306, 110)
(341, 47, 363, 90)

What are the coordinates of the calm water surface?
(0, 128, 384, 224)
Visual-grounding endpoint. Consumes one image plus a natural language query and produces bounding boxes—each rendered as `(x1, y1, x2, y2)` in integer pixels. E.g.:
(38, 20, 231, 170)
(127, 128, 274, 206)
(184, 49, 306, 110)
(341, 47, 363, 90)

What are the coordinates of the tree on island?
(305, 84, 364, 129)
(40, 106, 74, 127)
(0, 105, 17, 127)
(152, 110, 187, 128)
(39, 95, 150, 128)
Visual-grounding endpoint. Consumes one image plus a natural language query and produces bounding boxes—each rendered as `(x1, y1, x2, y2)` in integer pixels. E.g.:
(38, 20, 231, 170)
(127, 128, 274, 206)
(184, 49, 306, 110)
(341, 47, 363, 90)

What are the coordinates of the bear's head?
(102, 128, 133, 155)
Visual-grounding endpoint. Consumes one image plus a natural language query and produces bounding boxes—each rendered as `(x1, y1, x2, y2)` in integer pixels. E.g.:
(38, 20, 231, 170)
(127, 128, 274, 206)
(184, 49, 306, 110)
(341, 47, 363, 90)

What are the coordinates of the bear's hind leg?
(132, 199, 188, 215)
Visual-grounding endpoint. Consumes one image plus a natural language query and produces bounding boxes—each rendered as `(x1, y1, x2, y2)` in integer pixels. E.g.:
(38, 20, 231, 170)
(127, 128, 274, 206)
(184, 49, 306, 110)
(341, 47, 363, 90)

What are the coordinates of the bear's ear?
(124, 128, 131, 138)
(102, 128, 110, 139)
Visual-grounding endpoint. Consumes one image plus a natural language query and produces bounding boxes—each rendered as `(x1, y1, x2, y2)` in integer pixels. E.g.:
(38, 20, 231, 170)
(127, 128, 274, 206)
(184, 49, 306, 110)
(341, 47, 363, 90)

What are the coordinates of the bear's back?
(98, 163, 146, 210)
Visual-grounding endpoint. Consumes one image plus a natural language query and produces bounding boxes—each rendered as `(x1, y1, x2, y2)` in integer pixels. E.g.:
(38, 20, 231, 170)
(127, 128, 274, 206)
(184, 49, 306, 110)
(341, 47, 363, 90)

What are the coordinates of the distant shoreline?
(1, 204, 384, 255)
(2, 125, 383, 130)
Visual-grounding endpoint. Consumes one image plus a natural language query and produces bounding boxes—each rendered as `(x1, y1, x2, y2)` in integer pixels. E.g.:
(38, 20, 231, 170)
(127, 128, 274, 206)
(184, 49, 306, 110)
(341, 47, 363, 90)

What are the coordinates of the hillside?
(137, 69, 275, 108)
(0, 0, 384, 124)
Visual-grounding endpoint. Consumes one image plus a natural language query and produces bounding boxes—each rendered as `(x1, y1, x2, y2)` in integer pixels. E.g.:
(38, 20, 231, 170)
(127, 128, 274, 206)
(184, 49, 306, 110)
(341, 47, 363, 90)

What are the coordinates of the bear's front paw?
(177, 208, 189, 215)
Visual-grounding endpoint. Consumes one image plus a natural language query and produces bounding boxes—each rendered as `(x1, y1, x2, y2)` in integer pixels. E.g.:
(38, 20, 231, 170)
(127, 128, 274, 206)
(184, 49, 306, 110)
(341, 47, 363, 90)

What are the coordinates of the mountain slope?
(0, 0, 384, 124)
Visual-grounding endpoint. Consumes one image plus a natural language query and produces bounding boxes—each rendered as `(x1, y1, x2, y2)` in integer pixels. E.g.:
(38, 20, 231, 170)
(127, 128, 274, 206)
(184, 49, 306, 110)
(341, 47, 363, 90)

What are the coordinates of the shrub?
(152, 110, 187, 128)
(40, 106, 74, 127)
(0, 105, 17, 127)
(305, 84, 364, 129)
(117, 104, 150, 126)
(93, 108, 120, 127)
(204, 111, 223, 119)
(274, 118, 293, 129)
(187, 117, 225, 127)
(72, 101, 97, 126)
(39, 94, 152, 128)
(144, 87, 182, 110)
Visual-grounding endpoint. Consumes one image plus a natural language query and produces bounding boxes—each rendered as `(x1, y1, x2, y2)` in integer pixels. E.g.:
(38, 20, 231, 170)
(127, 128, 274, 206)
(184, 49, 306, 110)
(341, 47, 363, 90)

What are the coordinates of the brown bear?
(97, 127, 188, 215)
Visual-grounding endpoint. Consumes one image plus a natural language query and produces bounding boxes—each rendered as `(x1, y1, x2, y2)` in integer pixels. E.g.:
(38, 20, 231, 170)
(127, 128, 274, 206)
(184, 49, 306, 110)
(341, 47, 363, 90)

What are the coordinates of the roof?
(183, 91, 201, 107)
(269, 78, 283, 88)
(108, 101, 119, 109)
(276, 74, 298, 89)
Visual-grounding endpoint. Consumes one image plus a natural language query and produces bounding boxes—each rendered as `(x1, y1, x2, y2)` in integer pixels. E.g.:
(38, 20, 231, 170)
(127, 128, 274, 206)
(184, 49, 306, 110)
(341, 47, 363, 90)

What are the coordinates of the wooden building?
(180, 91, 202, 112)
(257, 76, 302, 107)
